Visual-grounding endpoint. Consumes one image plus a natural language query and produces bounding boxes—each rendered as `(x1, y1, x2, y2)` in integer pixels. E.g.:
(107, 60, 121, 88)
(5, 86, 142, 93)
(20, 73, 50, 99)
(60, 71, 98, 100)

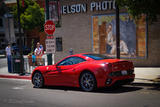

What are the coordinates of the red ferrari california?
(32, 53, 135, 91)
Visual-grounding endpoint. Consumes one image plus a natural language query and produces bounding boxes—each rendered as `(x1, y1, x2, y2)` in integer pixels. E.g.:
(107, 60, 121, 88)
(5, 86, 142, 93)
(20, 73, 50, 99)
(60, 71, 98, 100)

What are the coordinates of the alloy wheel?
(32, 72, 44, 88)
(80, 72, 96, 91)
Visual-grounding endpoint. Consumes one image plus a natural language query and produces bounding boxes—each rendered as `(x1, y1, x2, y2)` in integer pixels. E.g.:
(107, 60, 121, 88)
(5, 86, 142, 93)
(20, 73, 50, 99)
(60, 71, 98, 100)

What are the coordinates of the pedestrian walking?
(5, 43, 12, 73)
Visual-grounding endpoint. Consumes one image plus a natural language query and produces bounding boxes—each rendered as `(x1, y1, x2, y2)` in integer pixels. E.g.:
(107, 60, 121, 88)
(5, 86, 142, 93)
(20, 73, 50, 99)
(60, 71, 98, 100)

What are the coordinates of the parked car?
(0, 43, 7, 57)
(0, 49, 6, 57)
(31, 53, 135, 91)
(12, 45, 31, 55)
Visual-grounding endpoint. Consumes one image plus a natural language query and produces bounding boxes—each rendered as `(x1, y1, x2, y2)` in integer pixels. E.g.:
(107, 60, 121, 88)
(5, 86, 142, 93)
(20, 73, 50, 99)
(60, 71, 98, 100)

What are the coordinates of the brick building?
(0, 0, 46, 51)
(1, 0, 160, 66)
(51, 0, 160, 66)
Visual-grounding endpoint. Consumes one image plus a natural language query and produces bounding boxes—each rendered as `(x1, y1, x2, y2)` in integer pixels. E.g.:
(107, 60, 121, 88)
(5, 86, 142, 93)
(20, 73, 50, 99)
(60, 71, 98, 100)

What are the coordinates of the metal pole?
(116, 3, 120, 59)
(45, 0, 53, 65)
(56, 0, 60, 27)
(17, 0, 24, 75)
(7, 15, 11, 43)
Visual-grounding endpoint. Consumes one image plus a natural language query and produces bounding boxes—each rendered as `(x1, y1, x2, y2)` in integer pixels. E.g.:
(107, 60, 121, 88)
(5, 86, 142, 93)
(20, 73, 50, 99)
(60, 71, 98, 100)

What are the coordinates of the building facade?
(0, 13, 18, 50)
(0, 0, 25, 49)
(52, 0, 160, 67)
(0, 0, 45, 51)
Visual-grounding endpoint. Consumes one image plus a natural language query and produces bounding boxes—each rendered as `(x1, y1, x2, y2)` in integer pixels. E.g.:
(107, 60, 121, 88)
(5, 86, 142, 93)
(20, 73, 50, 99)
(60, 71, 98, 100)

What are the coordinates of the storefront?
(52, 0, 160, 67)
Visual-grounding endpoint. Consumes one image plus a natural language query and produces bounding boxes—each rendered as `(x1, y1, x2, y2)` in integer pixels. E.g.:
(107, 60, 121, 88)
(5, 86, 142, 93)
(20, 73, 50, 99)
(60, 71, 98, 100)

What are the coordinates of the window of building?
(0, 18, 3, 27)
(0, 34, 5, 37)
(56, 37, 63, 51)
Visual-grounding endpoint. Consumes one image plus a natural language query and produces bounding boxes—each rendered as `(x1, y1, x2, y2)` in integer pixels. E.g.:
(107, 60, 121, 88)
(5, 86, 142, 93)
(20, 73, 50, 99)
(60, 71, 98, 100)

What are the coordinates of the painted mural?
(92, 13, 147, 58)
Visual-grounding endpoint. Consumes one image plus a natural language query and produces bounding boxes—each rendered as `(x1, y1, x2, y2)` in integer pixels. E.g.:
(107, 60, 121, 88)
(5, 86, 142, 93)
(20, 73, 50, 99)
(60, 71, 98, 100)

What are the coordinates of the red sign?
(44, 20, 55, 35)
(46, 36, 54, 39)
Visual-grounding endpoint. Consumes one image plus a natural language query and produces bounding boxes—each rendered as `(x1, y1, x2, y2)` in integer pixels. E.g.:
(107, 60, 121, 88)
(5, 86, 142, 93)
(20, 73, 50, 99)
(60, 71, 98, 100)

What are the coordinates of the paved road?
(0, 78, 160, 107)
(0, 58, 7, 68)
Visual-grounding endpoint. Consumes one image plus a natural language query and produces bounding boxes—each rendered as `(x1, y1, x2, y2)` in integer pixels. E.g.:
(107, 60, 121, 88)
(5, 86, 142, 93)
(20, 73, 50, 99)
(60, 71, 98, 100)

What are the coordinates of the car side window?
(57, 57, 86, 66)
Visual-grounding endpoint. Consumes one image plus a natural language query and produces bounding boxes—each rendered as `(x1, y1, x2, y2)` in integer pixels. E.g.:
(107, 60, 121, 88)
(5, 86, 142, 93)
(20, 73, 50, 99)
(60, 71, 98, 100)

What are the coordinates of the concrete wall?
(54, 0, 115, 63)
(53, 0, 160, 67)
(132, 17, 160, 67)
(54, 13, 92, 63)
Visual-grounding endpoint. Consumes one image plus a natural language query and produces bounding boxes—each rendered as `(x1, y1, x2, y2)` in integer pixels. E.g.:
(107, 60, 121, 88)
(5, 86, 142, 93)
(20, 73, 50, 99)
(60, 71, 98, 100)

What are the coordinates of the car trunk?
(101, 59, 134, 72)
(111, 60, 133, 71)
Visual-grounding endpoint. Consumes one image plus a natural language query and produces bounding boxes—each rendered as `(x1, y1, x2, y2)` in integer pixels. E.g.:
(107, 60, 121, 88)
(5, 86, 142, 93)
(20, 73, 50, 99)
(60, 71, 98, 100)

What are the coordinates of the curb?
(133, 78, 160, 87)
(132, 82, 160, 87)
(0, 75, 31, 80)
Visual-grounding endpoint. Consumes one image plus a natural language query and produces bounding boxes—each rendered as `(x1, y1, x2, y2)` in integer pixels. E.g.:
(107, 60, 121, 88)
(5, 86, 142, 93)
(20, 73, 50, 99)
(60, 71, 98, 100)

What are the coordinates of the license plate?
(121, 70, 127, 75)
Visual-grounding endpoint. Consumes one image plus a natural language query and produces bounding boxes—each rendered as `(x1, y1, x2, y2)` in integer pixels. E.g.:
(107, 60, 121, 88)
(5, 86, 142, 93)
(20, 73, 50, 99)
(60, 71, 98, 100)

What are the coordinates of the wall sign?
(92, 13, 147, 58)
(46, 37, 55, 54)
(61, 0, 115, 14)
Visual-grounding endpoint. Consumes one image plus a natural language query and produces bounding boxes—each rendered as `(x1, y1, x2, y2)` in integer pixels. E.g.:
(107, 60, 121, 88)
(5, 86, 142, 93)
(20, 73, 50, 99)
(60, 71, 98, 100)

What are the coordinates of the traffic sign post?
(44, 20, 55, 35)
(44, 20, 56, 65)
(45, 36, 55, 54)
(45, 36, 55, 65)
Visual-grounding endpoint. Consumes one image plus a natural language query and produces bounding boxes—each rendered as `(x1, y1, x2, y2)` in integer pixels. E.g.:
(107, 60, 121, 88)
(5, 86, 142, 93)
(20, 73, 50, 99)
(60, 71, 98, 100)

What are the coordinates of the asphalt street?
(0, 78, 160, 107)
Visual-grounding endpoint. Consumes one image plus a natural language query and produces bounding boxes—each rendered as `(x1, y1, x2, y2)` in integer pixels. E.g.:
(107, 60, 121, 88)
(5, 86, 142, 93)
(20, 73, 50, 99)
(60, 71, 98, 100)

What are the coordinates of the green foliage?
(28, 39, 34, 56)
(12, 0, 45, 31)
(116, 0, 160, 22)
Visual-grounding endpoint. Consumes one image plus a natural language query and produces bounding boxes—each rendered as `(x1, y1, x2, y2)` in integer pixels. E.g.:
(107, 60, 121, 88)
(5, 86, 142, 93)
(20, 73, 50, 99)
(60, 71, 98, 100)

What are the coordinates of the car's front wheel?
(80, 72, 96, 92)
(32, 71, 44, 88)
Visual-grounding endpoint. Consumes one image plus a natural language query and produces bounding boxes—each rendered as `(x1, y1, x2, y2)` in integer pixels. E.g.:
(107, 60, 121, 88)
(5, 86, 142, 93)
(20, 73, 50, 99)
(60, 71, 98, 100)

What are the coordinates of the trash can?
(12, 55, 23, 74)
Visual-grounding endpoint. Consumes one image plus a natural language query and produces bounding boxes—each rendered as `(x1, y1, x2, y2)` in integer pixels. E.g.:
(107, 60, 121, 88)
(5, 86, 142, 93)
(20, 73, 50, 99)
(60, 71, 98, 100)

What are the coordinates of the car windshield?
(83, 54, 111, 60)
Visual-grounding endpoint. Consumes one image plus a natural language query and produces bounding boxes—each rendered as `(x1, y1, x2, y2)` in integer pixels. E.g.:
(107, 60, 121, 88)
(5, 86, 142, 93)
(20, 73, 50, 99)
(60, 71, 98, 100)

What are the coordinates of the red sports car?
(31, 53, 135, 91)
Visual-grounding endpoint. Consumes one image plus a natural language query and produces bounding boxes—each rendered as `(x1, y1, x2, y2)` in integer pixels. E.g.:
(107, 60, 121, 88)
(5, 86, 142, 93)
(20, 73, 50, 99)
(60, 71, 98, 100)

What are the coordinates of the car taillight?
(100, 63, 108, 72)
(107, 63, 112, 71)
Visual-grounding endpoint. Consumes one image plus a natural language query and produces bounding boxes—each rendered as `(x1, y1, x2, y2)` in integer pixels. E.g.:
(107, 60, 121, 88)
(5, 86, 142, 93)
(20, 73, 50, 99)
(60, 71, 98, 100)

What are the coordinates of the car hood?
(97, 59, 124, 63)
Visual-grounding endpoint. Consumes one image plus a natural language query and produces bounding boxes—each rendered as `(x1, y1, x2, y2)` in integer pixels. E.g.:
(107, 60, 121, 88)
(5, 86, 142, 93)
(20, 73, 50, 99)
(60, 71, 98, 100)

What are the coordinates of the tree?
(116, 0, 160, 22)
(12, 0, 45, 31)
(0, 0, 7, 17)
(115, 0, 160, 58)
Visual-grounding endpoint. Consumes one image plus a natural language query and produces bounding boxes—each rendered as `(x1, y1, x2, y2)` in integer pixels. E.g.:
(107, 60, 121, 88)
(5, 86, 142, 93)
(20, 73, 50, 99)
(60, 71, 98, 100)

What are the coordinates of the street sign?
(45, 37, 55, 54)
(44, 20, 55, 35)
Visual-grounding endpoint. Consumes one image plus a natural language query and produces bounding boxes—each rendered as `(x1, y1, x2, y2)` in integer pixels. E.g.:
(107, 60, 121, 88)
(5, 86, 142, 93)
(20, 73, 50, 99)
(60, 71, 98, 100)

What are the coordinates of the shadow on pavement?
(134, 77, 160, 91)
(94, 85, 143, 94)
(147, 86, 160, 91)
(39, 86, 81, 92)
(131, 83, 160, 91)
(38, 85, 143, 94)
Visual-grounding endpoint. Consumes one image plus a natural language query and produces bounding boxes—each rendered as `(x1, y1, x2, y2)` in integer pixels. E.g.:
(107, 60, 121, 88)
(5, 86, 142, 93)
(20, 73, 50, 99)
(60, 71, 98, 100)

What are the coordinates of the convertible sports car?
(32, 53, 135, 91)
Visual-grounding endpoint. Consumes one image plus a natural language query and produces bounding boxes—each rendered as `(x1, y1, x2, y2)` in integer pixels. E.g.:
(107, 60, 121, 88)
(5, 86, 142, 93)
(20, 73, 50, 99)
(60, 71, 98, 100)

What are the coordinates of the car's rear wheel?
(32, 72, 44, 88)
(80, 72, 96, 92)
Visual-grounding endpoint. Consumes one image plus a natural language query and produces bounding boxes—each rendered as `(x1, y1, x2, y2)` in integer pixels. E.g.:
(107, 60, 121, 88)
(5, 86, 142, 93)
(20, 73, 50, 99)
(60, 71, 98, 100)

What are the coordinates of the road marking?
(12, 86, 26, 90)
(1, 98, 35, 104)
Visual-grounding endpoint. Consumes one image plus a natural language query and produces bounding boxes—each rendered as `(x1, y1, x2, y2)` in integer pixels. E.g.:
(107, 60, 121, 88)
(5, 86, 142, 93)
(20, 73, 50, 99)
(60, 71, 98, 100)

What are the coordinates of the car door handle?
(73, 68, 76, 72)
(50, 70, 56, 72)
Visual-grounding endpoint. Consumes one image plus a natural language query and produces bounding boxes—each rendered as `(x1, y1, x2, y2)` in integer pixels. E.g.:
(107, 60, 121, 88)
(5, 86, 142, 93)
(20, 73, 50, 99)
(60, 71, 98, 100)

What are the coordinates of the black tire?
(80, 72, 97, 92)
(32, 71, 44, 88)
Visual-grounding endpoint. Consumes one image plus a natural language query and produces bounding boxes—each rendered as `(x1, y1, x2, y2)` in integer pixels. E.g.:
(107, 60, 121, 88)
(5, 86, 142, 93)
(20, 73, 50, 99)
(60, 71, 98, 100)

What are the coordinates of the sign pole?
(45, 0, 53, 65)
(17, 0, 24, 75)
(116, 3, 120, 59)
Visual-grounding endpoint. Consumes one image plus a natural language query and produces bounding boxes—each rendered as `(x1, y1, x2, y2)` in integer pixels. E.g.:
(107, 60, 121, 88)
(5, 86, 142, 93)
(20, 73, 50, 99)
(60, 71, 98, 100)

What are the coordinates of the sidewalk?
(0, 64, 160, 84)
(0, 66, 31, 80)
(0, 54, 51, 80)
(134, 67, 160, 84)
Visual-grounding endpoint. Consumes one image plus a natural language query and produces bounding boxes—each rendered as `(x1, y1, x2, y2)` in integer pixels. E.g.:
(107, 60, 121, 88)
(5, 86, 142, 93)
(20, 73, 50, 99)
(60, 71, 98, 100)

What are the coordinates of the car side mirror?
(55, 64, 58, 68)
